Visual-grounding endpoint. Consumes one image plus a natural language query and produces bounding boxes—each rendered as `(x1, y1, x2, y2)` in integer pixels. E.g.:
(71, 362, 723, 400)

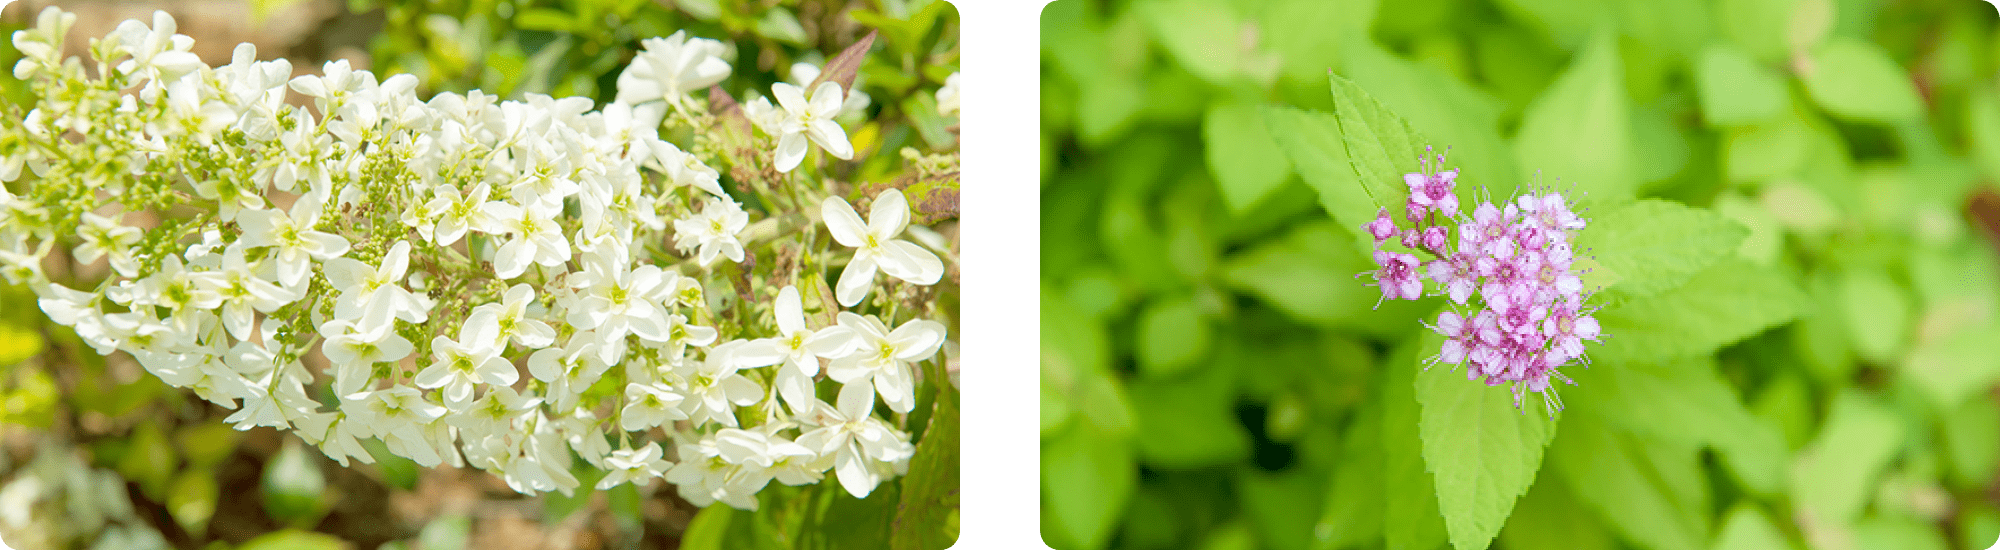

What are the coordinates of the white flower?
(680, 341, 764, 428)
(112, 11, 200, 86)
(446, 386, 540, 438)
(482, 200, 570, 279)
(343, 387, 448, 467)
(323, 240, 427, 324)
(821, 188, 945, 306)
(467, 283, 556, 350)
(237, 195, 350, 287)
(743, 286, 858, 411)
(936, 71, 961, 116)
(620, 382, 687, 432)
(797, 382, 913, 498)
(787, 62, 872, 118)
(423, 183, 496, 246)
(769, 82, 854, 172)
(528, 335, 606, 413)
(414, 322, 516, 409)
(194, 245, 293, 340)
(597, 443, 673, 489)
(614, 31, 732, 106)
(672, 197, 748, 267)
(647, 140, 727, 199)
(74, 212, 141, 277)
(826, 312, 944, 414)
(318, 303, 414, 396)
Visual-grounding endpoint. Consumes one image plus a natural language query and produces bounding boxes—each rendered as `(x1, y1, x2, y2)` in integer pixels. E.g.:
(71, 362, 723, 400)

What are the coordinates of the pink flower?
(1369, 250, 1424, 303)
(1365, 208, 1398, 244)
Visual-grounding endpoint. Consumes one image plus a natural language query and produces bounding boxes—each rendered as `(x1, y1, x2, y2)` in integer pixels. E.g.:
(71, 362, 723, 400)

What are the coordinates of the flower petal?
(868, 189, 909, 240)
(877, 240, 943, 285)
(821, 197, 869, 247)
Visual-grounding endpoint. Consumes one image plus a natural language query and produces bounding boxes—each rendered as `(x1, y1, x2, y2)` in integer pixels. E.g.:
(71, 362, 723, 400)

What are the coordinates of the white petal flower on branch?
(614, 31, 732, 107)
(821, 188, 945, 306)
(826, 312, 945, 414)
(672, 197, 749, 267)
(769, 82, 854, 173)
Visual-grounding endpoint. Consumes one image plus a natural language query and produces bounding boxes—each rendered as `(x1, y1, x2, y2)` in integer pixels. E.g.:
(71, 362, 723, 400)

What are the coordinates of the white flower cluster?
(0, 8, 956, 508)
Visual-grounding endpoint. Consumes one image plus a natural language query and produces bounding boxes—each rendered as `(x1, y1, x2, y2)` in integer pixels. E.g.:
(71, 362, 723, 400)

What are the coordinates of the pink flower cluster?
(1364, 149, 1601, 414)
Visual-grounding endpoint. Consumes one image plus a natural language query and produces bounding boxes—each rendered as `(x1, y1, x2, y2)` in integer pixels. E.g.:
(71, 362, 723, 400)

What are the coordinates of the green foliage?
(1046, 1, 2000, 550)
(1414, 332, 1557, 550)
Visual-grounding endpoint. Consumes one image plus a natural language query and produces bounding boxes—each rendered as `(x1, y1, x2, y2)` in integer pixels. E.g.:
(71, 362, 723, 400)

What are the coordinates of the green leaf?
(1575, 199, 1749, 299)
(1549, 413, 1709, 550)
(1799, 38, 1924, 124)
(117, 420, 178, 500)
(1136, 0, 1277, 86)
(1259, 0, 1371, 83)
(1712, 504, 1799, 550)
(1695, 45, 1789, 125)
(1513, 28, 1633, 207)
(1314, 401, 1385, 550)
(1852, 515, 1950, 550)
(1218, 220, 1430, 337)
(1723, 122, 1812, 183)
(1383, 345, 1448, 550)
(1716, 0, 1801, 61)
(414, 515, 471, 550)
(263, 439, 329, 527)
(1941, 395, 2000, 491)
(1135, 294, 1212, 378)
(1497, 474, 1615, 550)
(891, 389, 959, 550)
(237, 529, 349, 550)
(1042, 422, 1136, 550)
(1206, 102, 1297, 215)
(1839, 268, 1910, 364)
(1340, 42, 1517, 199)
(1789, 390, 1905, 526)
(1592, 259, 1805, 362)
(1415, 331, 1559, 550)
(1041, 285, 1134, 437)
(681, 505, 733, 550)
(1900, 319, 2000, 411)
(1261, 106, 1377, 252)
(756, 7, 810, 46)
(1578, 357, 1788, 496)
(167, 470, 218, 537)
(1965, 92, 2000, 178)
(1328, 73, 1426, 210)
(1239, 467, 1325, 550)
(1128, 361, 1250, 468)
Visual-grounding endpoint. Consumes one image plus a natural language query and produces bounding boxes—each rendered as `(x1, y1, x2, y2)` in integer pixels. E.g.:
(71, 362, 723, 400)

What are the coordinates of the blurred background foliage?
(1041, 0, 2000, 550)
(0, 0, 957, 549)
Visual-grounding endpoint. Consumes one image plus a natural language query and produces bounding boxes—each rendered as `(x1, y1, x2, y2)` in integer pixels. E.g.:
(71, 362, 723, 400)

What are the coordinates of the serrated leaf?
(1800, 38, 1924, 124)
(1206, 102, 1297, 214)
(1695, 45, 1789, 125)
(1383, 345, 1448, 550)
(1514, 28, 1632, 207)
(1789, 390, 1905, 526)
(1329, 73, 1426, 210)
(1261, 106, 1378, 252)
(1415, 330, 1558, 550)
(1592, 259, 1805, 362)
(1575, 199, 1748, 299)
(891, 389, 959, 550)
(1218, 220, 1430, 337)
(1549, 413, 1708, 550)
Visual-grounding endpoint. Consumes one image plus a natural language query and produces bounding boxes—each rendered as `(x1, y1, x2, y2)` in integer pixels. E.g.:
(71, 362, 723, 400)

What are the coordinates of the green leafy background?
(1041, 0, 2000, 549)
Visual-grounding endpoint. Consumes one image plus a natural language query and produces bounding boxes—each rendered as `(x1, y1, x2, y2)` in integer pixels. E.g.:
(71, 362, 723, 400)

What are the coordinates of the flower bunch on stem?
(1364, 148, 1601, 414)
(0, 7, 959, 507)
